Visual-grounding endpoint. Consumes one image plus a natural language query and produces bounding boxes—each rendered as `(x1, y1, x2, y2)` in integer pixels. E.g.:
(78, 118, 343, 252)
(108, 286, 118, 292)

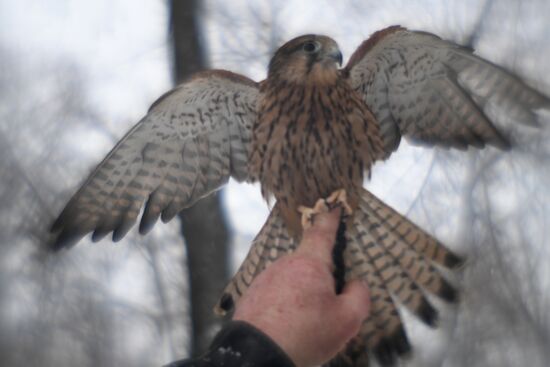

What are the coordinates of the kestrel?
(51, 26, 549, 366)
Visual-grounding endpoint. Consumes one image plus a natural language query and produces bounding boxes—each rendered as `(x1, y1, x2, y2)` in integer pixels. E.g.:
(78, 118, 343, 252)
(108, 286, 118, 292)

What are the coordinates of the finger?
(296, 207, 342, 265)
(338, 279, 370, 325)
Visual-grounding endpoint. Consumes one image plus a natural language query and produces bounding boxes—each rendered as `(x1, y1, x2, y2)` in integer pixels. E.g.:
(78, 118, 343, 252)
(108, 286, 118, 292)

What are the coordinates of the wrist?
(212, 321, 296, 367)
(234, 313, 301, 365)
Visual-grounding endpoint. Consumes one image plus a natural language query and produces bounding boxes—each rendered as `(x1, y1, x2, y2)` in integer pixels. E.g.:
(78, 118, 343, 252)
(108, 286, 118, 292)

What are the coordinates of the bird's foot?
(326, 189, 353, 216)
(298, 189, 353, 230)
(298, 199, 330, 230)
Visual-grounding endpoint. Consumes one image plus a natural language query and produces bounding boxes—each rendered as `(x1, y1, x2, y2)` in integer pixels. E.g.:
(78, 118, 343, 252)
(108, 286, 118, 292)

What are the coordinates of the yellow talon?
(297, 189, 353, 230)
(325, 189, 353, 216)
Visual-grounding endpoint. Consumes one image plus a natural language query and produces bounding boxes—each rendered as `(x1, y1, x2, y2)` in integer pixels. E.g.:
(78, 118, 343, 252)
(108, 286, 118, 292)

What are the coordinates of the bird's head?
(267, 35, 343, 84)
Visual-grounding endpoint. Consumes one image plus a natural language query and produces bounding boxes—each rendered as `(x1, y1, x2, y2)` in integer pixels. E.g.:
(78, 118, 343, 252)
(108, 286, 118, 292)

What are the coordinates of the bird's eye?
(302, 41, 318, 53)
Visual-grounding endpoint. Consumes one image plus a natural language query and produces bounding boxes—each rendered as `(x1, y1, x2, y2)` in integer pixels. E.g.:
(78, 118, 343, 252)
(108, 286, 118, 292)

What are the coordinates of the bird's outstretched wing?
(51, 70, 258, 249)
(345, 26, 550, 158)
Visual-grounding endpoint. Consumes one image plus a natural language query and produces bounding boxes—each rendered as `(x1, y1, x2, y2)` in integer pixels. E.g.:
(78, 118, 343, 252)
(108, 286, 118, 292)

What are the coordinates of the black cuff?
(165, 320, 295, 367)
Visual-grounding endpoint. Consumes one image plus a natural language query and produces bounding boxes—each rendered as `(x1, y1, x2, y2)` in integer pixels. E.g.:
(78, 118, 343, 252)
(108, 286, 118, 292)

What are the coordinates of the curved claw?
(297, 189, 353, 230)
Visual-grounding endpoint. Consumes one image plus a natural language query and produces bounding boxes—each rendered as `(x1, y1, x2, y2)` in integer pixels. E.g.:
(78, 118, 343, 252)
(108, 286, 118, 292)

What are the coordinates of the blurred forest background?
(1, 0, 549, 366)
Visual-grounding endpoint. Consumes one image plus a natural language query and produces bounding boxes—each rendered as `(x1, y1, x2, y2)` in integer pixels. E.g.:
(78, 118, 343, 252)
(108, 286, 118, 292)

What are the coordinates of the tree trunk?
(169, 0, 230, 356)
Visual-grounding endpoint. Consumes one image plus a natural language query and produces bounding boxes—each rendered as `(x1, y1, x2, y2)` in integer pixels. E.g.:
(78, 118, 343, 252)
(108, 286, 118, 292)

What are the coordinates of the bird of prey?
(51, 26, 549, 366)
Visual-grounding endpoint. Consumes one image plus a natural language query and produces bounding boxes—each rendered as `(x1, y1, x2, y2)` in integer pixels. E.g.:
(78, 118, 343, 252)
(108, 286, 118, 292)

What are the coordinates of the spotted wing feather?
(346, 26, 550, 158)
(51, 71, 258, 249)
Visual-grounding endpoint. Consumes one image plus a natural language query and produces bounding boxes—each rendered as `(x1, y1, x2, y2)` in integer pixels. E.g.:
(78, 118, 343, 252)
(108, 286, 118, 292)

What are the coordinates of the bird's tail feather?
(215, 189, 463, 367)
(214, 203, 296, 315)
(328, 188, 463, 366)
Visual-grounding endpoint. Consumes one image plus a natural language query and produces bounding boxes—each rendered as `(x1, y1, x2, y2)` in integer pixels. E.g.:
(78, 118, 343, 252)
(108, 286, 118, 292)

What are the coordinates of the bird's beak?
(328, 48, 343, 66)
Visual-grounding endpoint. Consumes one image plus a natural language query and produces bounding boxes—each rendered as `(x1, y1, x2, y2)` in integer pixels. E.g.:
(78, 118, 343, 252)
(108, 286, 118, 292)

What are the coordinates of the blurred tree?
(0, 48, 183, 367)
(0, 51, 123, 367)
(170, 0, 231, 356)
(206, 1, 550, 366)
(0, 1, 548, 366)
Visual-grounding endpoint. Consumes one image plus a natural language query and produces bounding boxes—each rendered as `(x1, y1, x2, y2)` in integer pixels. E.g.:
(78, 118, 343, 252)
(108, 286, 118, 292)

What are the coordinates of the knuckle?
(304, 228, 333, 245)
(286, 255, 329, 281)
(304, 229, 329, 247)
(340, 303, 366, 332)
(350, 300, 369, 320)
(342, 284, 370, 320)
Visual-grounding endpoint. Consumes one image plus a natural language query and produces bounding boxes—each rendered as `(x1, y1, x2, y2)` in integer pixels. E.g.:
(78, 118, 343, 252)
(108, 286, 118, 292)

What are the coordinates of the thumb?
(296, 207, 342, 267)
(337, 279, 370, 325)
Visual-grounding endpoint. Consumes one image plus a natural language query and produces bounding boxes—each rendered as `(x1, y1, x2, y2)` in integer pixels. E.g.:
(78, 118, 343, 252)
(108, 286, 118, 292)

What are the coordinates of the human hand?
(233, 208, 370, 367)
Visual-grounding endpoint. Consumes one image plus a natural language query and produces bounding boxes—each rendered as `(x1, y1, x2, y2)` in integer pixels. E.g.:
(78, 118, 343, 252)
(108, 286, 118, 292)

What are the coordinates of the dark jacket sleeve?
(164, 320, 295, 367)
